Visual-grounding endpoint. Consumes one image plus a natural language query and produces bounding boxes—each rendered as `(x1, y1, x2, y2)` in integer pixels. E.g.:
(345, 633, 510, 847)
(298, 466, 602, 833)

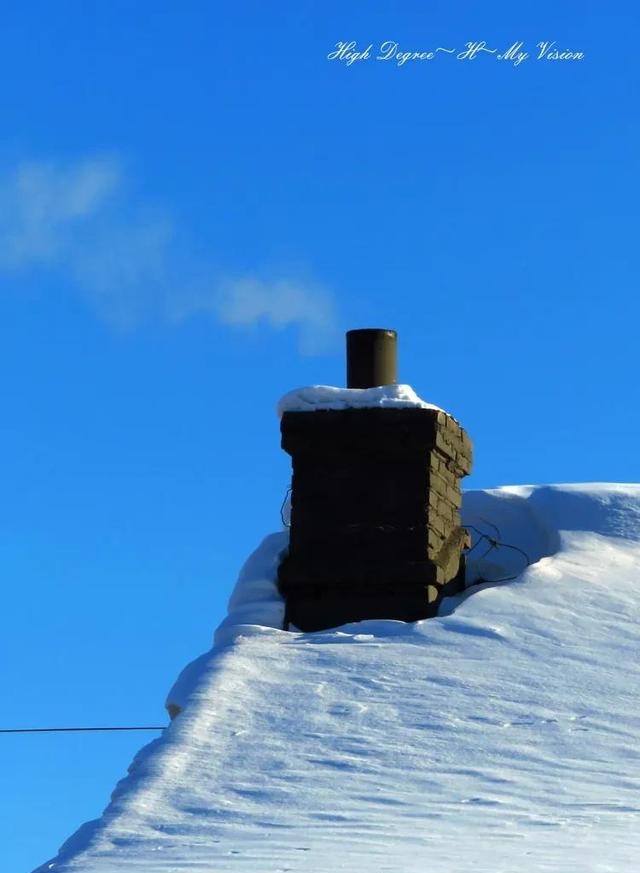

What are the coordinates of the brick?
(427, 585, 440, 604)
(446, 484, 462, 508)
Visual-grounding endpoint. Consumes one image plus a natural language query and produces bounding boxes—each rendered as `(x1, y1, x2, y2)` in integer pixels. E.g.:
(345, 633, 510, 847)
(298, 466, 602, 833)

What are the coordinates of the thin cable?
(463, 534, 487, 558)
(464, 514, 502, 541)
(462, 524, 532, 588)
(474, 539, 498, 564)
(465, 524, 499, 545)
(492, 540, 531, 564)
(0, 726, 165, 734)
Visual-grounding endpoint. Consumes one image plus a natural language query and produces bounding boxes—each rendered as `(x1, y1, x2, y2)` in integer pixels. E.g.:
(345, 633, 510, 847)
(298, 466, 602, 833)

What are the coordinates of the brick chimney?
(277, 330, 472, 632)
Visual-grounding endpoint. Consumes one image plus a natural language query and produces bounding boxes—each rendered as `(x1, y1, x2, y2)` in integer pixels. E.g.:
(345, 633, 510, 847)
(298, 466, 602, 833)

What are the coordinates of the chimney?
(277, 330, 472, 632)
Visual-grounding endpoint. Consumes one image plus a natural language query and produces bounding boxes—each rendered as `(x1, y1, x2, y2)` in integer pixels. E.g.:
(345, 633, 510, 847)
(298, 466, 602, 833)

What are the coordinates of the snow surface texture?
(276, 384, 443, 416)
(35, 483, 640, 873)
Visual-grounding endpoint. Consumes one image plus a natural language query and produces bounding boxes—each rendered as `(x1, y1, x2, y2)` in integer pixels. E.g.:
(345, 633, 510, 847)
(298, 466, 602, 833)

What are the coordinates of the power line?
(0, 725, 166, 735)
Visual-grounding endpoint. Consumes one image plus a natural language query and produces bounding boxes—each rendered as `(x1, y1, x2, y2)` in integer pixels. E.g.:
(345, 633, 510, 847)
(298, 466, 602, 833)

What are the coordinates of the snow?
(34, 483, 640, 873)
(276, 384, 443, 415)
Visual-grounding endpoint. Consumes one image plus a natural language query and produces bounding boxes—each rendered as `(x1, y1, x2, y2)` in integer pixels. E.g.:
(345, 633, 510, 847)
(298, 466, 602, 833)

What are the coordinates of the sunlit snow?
(276, 383, 443, 415)
(35, 483, 640, 873)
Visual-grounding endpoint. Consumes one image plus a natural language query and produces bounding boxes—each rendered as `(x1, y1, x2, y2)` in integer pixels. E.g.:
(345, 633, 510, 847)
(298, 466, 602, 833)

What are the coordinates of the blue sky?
(1, 2, 638, 870)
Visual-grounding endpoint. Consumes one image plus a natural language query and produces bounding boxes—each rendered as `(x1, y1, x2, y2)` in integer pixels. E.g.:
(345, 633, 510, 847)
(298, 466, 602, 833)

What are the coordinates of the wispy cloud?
(0, 156, 340, 352)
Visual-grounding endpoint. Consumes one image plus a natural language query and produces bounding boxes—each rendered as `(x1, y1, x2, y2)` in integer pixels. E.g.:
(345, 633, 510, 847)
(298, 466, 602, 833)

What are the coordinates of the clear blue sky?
(1, 2, 637, 870)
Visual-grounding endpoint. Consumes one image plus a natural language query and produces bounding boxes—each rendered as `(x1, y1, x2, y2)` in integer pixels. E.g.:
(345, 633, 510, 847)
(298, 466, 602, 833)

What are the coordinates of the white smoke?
(0, 156, 340, 351)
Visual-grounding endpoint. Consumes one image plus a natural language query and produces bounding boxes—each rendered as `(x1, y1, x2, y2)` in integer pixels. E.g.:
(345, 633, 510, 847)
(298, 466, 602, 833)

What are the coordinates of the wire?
(465, 523, 499, 544)
(0, 726, 166, 735)
(462, 523, 532, 588)
(463, 534, 486, 558)
(471, 515, 502, 540)
(474, 539, 499, 564)
(492, 539, 531, 565)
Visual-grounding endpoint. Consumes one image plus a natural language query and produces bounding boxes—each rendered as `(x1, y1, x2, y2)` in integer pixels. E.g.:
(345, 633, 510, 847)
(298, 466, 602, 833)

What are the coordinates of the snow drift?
(34, 483, 640, 873)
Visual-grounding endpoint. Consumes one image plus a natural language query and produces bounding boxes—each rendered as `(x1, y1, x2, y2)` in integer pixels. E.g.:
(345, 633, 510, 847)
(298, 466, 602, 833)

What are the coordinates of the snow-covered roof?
(35, 483, 640, 872)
